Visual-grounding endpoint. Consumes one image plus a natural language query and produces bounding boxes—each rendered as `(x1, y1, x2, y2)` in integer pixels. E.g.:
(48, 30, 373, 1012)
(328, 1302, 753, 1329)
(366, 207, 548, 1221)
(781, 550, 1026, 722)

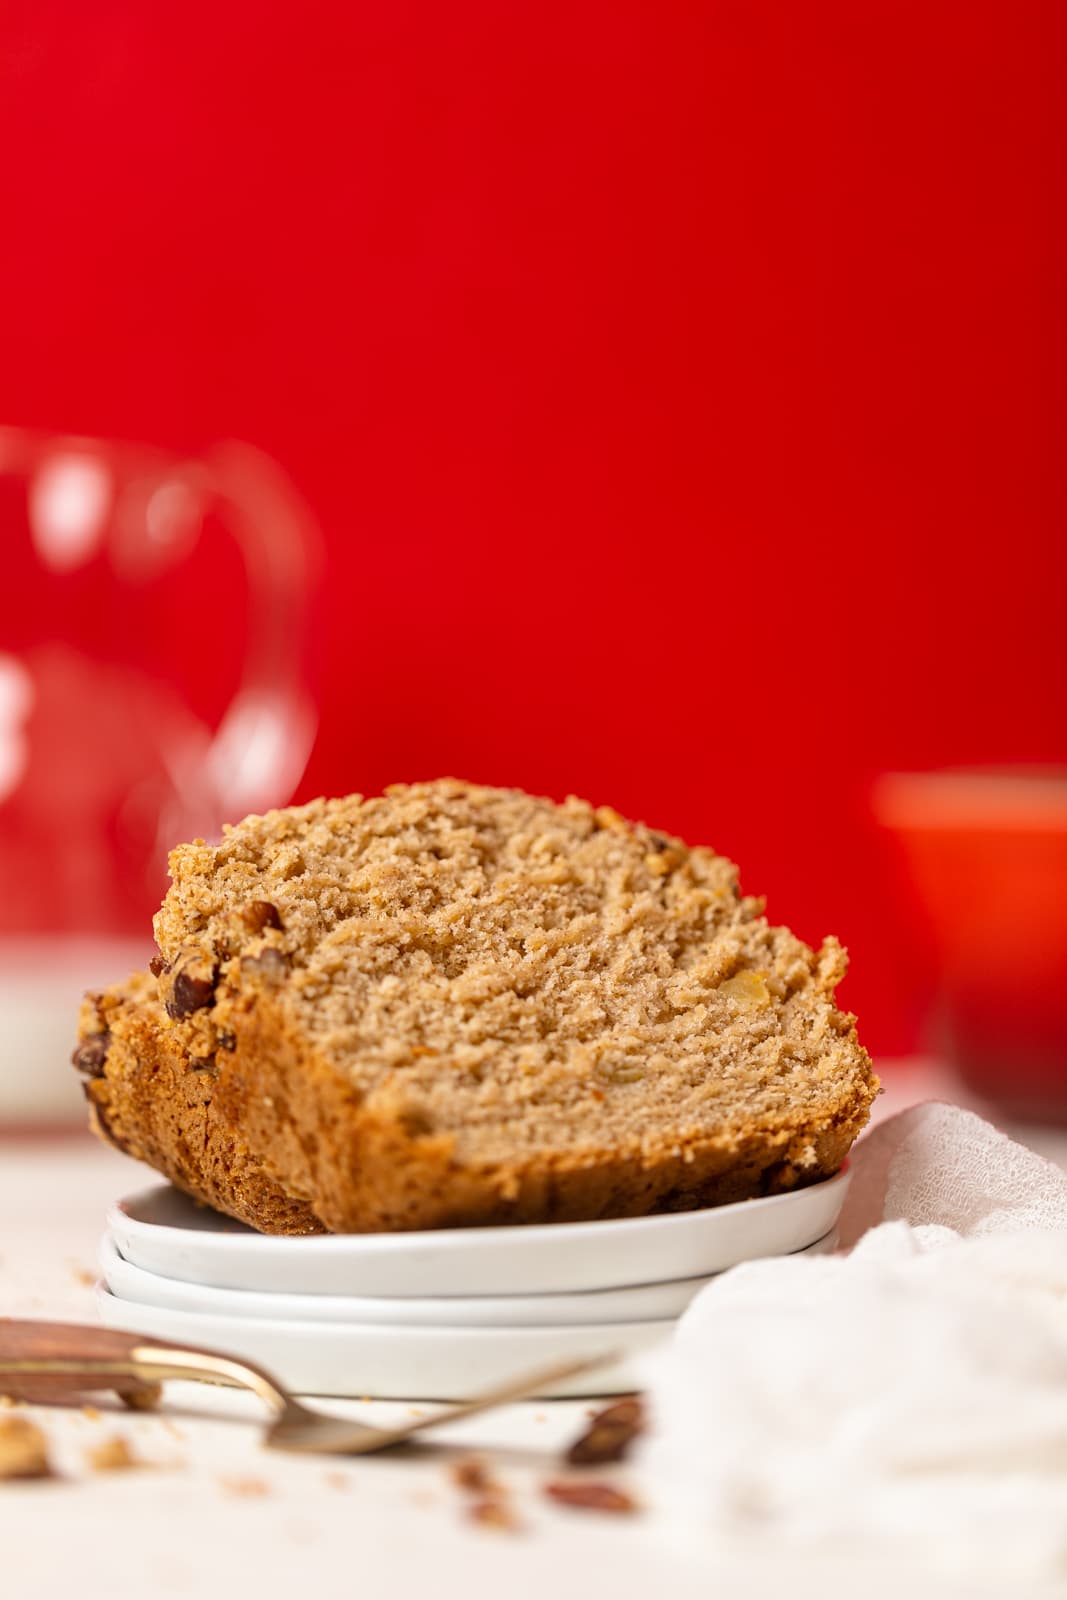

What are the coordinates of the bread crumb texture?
(77, 781, 878, 1233)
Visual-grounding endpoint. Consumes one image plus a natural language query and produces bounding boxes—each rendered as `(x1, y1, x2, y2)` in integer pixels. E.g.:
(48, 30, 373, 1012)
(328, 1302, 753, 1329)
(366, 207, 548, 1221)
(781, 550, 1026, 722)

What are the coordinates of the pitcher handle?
(190, 440, 321, 820)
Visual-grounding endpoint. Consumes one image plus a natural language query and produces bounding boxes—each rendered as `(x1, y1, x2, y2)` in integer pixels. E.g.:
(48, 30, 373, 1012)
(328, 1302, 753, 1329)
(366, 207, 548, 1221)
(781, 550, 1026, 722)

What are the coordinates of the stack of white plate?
(98, 1168, 849, 1399)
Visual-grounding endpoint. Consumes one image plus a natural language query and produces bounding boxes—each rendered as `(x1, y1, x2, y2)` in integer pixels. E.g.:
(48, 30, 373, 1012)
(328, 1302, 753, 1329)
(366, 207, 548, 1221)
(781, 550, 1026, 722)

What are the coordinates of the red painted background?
(1, 2, 1064, 1055)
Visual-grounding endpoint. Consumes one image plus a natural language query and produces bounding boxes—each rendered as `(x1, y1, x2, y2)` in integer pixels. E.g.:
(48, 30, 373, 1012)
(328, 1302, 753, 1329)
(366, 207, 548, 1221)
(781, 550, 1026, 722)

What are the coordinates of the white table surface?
(2, 1062, 1066, 1600)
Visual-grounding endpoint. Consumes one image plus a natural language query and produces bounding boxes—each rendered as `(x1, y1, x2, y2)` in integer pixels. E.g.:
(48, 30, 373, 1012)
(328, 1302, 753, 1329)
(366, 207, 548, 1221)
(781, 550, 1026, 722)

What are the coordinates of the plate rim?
(99, 1228, 837, 1325)
(107, 1161, 850, 1256)
(94, 1283, 676, 1342)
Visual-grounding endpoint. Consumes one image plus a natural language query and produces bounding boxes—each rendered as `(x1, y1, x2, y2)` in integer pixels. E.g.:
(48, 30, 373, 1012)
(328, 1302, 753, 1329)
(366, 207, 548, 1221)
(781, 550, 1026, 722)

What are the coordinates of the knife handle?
(0, 1318, 164, 1405)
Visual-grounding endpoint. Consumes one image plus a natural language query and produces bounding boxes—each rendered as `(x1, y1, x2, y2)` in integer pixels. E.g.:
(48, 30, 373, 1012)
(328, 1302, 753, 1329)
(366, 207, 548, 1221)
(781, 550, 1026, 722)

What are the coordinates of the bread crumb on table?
(219, 1475, 272, 1498)
(86, 1435, 141, 1472)
(0, 1416, 53, 1481)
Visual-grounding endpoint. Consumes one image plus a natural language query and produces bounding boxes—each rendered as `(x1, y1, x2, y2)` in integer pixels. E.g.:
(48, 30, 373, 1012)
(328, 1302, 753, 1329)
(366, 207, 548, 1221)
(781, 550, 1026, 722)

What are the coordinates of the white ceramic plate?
(100, 1229, 838, 1328)
(98, 1236, 712, 1325)
(106, 1165, 849, 1299)
(95, 1288, 669, 1399)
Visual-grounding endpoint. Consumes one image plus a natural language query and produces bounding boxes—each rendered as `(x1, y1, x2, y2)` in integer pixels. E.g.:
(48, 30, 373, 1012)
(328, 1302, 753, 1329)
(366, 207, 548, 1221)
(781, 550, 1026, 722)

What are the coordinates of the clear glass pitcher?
(0, 427, 320, 1122)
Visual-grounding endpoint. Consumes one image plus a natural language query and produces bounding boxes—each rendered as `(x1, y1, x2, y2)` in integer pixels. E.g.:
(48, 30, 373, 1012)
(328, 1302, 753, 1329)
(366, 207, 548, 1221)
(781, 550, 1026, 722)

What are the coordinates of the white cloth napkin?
(638, 1104, 1067, 1580)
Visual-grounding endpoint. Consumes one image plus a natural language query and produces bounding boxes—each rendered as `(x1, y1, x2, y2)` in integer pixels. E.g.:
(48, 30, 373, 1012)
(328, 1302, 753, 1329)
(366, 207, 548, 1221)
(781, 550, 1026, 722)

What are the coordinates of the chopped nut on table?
(565, 1397, 645, 1465)
(450, 1456, 494, 1494)
(449, 1454, 519, 1530)
(119, 1382, 162, 1412)
(467, 1496, 522, 1533)
(543, 1480, 639, 1514)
